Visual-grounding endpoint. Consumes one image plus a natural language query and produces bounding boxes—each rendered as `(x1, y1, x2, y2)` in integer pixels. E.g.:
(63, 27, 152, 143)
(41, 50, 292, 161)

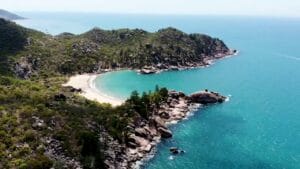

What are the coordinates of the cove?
(17, 13, 300, 169)
(93, 18, 300, 169)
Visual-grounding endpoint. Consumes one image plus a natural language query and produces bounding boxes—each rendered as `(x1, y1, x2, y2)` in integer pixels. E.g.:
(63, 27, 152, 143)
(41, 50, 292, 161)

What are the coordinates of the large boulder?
(126, 134, 140, 147)
(169, 147, 179, 154)
(158, 127, 172, 138)
(168, 91, 180, 99)
(139, 69, 156, 74)
(189, 91, 226, 104)
(159, 111, 170, 119)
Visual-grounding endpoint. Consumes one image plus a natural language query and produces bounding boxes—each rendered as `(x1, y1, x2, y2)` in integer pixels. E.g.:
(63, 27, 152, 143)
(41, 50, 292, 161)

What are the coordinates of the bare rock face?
(189, 90, 226, 104)
(134, 128, 149, 138)
(71, 40, 99, 55)
(14, 56, 40, 79)
(14, 57, 33, 79)
(44, 137, 82, 169)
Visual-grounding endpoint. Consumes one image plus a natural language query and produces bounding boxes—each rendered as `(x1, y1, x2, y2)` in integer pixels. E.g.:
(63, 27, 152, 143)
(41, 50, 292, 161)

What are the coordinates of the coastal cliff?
(0, 19, 234, 169)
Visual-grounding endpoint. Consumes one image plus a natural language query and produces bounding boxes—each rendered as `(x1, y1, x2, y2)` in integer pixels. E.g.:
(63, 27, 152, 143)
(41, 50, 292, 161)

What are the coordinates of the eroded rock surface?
(103, 90, 227, 169)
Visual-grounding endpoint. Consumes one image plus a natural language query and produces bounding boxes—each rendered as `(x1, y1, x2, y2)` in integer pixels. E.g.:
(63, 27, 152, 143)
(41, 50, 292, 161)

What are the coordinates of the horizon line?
(11, 10, 300, 19)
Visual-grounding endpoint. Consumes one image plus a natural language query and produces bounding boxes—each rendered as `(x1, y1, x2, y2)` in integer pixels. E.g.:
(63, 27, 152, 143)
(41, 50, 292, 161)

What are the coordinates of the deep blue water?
(16, 13, 300, 169)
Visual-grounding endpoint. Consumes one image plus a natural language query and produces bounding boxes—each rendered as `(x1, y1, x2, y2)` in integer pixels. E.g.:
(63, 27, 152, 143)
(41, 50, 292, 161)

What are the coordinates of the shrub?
(79, 131, 99, 156)
(79, 131, 105, 169)
(23, 130, 36, 142)
(26, 155, 53, 169)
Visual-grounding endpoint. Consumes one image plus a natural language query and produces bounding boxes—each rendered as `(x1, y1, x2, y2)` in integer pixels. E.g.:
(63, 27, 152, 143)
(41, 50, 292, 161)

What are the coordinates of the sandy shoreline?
(63, 73, 124, 106)
(62, 51, 238, 107)
(61, 51, 236, 168)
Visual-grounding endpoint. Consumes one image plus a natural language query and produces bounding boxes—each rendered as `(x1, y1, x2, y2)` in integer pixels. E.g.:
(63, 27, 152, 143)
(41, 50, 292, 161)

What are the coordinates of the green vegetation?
(0, 19, 27, 52)
(0, 19, 230, 168)
(0, 74, 170, 168)
(0, 18, 229, 78)
(126, 86, 168, 119)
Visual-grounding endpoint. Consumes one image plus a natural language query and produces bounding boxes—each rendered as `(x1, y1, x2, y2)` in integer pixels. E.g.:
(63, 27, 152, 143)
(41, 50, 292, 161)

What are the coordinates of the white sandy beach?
(63, 74, 124, 106)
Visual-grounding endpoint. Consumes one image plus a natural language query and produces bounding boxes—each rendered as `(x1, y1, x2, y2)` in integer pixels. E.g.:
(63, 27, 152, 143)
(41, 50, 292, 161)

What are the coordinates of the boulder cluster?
(103, 90, 226, 169)
(138, 49, 237, 74)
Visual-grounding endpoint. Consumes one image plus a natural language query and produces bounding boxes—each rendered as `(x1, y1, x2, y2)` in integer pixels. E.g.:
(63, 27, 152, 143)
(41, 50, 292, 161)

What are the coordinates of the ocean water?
(16, 13, 300, 169)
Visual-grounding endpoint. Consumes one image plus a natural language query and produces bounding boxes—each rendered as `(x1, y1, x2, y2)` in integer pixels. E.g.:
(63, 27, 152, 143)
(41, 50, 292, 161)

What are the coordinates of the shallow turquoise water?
(17, 13, 300, 169)
(95, 17, 300, 169)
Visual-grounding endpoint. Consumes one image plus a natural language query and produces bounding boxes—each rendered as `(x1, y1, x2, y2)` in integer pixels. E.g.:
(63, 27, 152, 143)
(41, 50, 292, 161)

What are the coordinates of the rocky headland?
(137, 49, 237, 74)
(102, 90, 227, 169)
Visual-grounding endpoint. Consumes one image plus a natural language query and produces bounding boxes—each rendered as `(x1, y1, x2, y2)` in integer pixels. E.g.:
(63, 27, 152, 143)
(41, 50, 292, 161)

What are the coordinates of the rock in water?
(189, 91, 226, 104)
(170, 147, 179, 154)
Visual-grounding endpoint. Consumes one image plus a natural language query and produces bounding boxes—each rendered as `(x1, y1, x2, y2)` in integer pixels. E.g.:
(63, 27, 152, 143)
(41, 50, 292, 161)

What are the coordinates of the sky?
(1, 0, 300, 17)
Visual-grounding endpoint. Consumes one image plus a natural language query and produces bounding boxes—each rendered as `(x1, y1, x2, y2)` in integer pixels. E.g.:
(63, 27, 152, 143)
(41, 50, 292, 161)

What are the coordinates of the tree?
(26, 155, 53, 169)
(155, 85, 160, 93)
(79, 131, 105, 169)
(159, 87, 169, 101)
(140, 92, 150, 119)
(128, 90, 140, 105)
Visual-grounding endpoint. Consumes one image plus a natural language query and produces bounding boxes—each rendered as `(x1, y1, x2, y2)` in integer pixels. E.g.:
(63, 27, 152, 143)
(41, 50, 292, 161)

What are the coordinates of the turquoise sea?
(16, 12, 300, 169)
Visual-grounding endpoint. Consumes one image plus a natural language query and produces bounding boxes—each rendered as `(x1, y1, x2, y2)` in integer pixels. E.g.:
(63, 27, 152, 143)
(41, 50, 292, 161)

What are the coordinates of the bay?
(17, 13, 300, 169)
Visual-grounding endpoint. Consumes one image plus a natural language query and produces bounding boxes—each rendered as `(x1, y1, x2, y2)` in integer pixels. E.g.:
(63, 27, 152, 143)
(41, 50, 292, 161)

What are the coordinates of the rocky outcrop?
(103, 90, 227, 169)
(44, 137, 82, 169)
(14, 56, 40, 79)
(137, 49, 237, 74)
(14, 57, 34, 79)
(138, 68, 157, 74)
(190, 90, 226, 104)
(169, 147, 184, 155)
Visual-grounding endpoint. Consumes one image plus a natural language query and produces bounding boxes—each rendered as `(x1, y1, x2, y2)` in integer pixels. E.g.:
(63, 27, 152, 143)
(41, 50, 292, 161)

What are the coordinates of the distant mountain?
(0, 9, 24, 20)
